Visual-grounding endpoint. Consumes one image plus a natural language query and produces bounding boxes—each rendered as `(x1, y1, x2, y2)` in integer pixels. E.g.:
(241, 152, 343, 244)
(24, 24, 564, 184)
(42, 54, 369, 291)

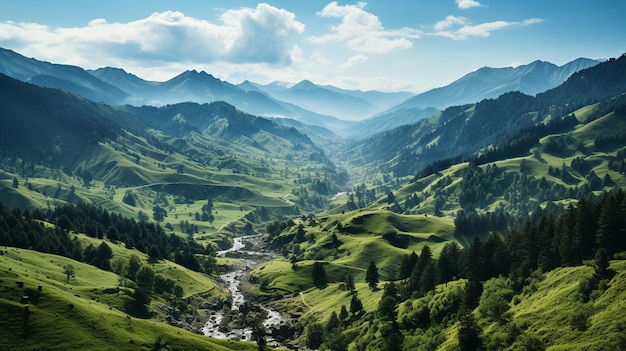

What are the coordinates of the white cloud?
(309, 2, 421, 53)
(220, 4, 305, 64)
(434, 15, 468, 31)
(0, 5, 305, 71)
(456, 0, 482, 9)
(431, 17, 544, 40)
(339, 54, 368, 69)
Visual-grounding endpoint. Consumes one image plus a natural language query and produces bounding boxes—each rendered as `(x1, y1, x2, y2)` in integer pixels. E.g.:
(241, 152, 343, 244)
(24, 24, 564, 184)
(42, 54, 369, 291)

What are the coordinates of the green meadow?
(0, 248, 255, 351)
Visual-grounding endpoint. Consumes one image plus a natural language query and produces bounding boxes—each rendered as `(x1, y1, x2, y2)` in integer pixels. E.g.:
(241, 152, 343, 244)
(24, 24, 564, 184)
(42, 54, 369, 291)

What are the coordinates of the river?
(202, 236, 283, 344)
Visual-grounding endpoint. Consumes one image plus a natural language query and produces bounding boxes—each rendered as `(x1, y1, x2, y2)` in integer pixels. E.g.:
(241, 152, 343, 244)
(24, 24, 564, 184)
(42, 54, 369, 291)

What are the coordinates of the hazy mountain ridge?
(342, 53, 626, 177)
(358, 58, 600, 135)
(92, 66, 354, 132)
(0, 48, 130, 104)
(387, 57, 600, 112)
(0, 48, 347, 132)
(1, 47, 600, 140)
(242, 79, 412, 121)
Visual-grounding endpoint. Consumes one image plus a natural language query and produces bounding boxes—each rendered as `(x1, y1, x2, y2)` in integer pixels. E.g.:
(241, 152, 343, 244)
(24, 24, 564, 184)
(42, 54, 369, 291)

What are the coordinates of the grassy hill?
(0, 247, 254, 351)
(431, 260, 626, 351)
(254, 211, 454, 293)
(379, 102, 626, 224)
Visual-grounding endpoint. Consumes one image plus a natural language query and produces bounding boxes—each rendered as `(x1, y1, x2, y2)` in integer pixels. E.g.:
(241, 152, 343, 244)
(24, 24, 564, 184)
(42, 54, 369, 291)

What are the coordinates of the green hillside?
(0, 248, 253, 351)
(377, 102, 626, 227)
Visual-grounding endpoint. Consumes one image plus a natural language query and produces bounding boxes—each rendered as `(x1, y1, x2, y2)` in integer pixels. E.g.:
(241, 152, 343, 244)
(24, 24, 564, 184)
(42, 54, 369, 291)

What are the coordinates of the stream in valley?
(201, 235, 284, 345)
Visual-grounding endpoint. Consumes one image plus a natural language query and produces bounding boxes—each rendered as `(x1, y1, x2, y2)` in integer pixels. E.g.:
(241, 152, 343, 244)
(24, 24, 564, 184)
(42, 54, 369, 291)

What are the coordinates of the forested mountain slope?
(342, 53, 626, 178)
(0, 48, 129, 104)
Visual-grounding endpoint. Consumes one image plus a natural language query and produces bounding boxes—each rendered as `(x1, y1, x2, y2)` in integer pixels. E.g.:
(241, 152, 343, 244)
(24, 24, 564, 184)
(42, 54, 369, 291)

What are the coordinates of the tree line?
(0, 202, 215, 274)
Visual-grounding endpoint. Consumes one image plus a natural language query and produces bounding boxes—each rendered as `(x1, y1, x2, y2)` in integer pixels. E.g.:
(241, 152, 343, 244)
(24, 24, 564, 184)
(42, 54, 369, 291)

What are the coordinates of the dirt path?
(299, 292, 311, 309)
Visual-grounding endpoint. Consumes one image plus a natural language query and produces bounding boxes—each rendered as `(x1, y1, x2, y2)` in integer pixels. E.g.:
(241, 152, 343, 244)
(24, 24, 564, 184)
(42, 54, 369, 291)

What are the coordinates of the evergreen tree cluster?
(0, 202, 211, 273)
(310, 187, 626, 351)
(397, 188, 626, 300)
(0, 203, 83, 260)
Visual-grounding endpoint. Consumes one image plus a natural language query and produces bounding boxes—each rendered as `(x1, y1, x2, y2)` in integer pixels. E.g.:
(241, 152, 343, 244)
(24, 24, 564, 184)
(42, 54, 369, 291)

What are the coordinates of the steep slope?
(0, 48, 129, 104)
(346, 107, 439, 138)
(122, 101, 319, 155)
(0, 73, 147, 169)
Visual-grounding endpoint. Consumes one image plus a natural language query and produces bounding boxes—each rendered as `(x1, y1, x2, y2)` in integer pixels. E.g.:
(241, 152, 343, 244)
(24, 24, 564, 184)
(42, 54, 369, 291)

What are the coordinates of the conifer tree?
(312, 261, 326, 287)
(350, 294, 363, 315)
(345, 272, 355, 293)
(366, 260, 379, 290)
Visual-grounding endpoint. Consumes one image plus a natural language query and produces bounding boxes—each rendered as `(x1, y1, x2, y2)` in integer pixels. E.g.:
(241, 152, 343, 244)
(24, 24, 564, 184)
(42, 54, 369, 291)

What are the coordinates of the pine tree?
(326, 311, 340, 332)
(458, 313, 482, 351)
(345, 272, 355, 293)
(339, 305, 349, 323)
(366, 260, 379, 290)
(312, 261, 326, 287)
(593, 248, 613, 280)
(350, 294, 363, 315)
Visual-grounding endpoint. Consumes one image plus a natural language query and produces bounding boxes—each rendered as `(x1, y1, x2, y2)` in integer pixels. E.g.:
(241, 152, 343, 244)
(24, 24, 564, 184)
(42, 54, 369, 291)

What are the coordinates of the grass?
(0, 248, 256, 351)
(73, 233, 222, 298)
(250, 210, 457, 324)
(258, 211, 454, 292)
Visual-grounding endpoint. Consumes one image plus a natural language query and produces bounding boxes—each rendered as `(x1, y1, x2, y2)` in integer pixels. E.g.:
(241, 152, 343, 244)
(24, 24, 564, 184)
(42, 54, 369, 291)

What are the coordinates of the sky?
(0, 1, 624, 92)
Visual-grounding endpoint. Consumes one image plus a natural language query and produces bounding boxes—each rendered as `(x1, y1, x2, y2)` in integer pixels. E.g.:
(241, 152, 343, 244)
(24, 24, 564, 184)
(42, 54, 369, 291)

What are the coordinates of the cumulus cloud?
(309, 2, 421, 53)
(432, 17, 543, 40)
(456, 0, 482, 9)
(0, 4, 305, 70)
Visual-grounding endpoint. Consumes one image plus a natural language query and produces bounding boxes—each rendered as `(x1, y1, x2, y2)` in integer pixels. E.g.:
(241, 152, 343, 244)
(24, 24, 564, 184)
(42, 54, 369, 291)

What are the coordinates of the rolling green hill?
(375, 101, 626, 228)
(0, 247, 256, 351)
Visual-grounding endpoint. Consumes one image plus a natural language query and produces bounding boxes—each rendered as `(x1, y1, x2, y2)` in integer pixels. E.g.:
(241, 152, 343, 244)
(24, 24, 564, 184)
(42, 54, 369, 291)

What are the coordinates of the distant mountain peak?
(290, 79, 319, 91)
(382, 57, 600, 112)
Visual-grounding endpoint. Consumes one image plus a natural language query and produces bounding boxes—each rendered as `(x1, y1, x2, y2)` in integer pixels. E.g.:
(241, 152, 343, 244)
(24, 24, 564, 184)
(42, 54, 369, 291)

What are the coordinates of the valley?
(1, 47, 626, 351)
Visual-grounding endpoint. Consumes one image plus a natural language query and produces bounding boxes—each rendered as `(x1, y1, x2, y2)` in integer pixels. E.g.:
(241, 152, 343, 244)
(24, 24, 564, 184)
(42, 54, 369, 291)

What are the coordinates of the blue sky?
(0, 1, 624, 92)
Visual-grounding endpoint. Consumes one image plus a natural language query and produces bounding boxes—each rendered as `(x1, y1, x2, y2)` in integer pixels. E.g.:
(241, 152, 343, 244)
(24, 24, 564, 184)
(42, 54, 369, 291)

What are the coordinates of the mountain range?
(238, 79, 412, 121)
(390, 58, 600, 112)
(344, 54, 626, 178)
(356, 58, 601, 138)
(0, 47, 601, 138)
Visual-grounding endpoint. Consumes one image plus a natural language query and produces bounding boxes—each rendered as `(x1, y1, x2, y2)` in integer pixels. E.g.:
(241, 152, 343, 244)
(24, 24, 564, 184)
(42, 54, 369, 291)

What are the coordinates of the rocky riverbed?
(201, 235, 294, 346)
